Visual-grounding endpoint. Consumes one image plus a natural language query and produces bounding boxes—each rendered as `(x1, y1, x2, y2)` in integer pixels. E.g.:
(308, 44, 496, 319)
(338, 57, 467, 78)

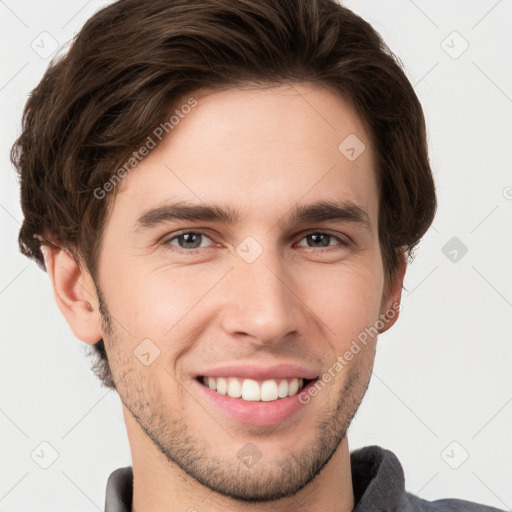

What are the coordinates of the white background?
(1, 0, 511, 510)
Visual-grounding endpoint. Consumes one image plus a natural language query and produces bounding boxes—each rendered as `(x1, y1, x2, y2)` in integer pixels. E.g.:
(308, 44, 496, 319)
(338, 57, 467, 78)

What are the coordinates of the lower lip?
(193, 378, 317, 426)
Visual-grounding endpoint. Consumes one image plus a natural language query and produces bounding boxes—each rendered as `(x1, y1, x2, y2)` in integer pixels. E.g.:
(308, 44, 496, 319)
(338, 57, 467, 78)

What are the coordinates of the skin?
(43, 83, 405, 512)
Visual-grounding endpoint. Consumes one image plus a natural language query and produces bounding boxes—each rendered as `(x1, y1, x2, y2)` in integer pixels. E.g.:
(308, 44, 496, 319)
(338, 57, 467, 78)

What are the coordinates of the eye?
(296, 232, 349, 250)
(165, 231, 214, 251)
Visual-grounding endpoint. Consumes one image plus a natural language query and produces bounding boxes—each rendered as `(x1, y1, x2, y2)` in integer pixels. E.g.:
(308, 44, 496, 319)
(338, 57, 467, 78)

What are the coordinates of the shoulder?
(402, 492, 506, 511)
(350, 445, 505, 512)
(105, 466, 133, 511)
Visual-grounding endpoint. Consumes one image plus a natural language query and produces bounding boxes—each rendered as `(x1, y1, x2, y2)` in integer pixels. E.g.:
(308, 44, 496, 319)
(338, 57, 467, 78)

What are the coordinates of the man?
(11, 0, 505, 510)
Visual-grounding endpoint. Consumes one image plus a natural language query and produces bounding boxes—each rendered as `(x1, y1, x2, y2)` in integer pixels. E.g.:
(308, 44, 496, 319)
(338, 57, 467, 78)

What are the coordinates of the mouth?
(196, 376, 317, 402)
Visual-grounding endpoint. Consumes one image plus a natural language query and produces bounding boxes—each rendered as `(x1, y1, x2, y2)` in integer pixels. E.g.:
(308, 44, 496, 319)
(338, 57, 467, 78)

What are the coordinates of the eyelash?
(163, 230, 350, 254)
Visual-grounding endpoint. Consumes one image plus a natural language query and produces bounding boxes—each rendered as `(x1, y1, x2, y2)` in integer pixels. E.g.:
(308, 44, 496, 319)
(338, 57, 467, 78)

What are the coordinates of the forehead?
(111, 83, 378, 229)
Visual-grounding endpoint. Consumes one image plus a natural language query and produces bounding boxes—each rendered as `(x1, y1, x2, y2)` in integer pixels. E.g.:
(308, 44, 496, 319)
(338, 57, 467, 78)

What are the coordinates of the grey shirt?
(104, 445, 505, 511)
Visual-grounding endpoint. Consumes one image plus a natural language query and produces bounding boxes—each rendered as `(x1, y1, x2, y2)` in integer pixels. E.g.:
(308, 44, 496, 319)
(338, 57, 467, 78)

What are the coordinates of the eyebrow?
(134, 200, 373, 233)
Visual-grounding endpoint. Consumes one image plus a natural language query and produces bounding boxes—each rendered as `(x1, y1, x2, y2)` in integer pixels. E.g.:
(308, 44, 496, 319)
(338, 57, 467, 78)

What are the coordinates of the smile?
(199, 376, 313, 402)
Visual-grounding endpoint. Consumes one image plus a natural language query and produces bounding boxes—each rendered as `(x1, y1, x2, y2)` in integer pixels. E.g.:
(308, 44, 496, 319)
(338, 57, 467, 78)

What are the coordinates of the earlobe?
(379, 251, 407, 334)
(41, 243, 103, 345)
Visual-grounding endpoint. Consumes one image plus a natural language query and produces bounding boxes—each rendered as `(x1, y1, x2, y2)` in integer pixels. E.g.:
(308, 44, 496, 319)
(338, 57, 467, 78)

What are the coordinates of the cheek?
(103, 263, 217, 351)
(306, 261, 384, 350)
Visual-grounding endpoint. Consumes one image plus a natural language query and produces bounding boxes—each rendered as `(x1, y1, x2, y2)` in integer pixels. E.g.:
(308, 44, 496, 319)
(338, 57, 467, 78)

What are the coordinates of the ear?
(378, 251, 407, 334)
(41, 243, 103, 345)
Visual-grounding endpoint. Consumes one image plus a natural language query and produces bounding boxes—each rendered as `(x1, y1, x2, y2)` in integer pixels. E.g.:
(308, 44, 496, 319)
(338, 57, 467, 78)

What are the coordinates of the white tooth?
(261, 380, 279, 401)
(277, 379, 289, 398)
(242, 379, 260, 401)
(213, 376, 305, 400)
(288, 378, 299, 396)
(227, 377, 242, 398)
(216, 377, 228, 395)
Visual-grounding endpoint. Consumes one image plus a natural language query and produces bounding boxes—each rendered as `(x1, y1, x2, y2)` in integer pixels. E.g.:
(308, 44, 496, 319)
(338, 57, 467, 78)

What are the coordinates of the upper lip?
(194, 363, 319, 381)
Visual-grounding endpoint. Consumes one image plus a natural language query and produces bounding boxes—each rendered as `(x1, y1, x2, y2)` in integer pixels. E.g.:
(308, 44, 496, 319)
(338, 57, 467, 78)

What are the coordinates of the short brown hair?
(11, 0, 436, 389)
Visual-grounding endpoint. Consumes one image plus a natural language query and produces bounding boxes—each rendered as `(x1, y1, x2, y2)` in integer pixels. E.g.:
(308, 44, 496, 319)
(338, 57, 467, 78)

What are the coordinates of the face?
(93, 83, 401, 501)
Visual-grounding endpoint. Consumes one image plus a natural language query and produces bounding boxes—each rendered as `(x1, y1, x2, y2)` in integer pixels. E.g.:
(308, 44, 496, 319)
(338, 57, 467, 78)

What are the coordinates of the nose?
(219, 246, 303, 346)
